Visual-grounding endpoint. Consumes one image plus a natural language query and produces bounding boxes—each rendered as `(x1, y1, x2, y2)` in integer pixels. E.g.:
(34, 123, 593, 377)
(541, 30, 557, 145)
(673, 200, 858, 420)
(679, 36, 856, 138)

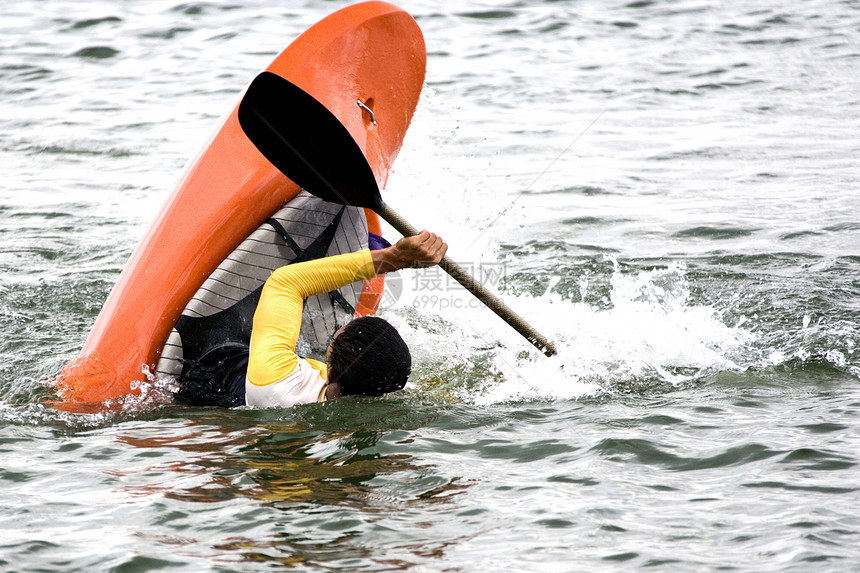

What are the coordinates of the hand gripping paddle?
(238, 72, 557, 357)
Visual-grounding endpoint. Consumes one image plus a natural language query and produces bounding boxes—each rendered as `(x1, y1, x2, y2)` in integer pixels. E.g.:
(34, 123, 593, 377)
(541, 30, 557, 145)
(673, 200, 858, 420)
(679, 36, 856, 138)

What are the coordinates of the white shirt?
(244, 357, 327, 408)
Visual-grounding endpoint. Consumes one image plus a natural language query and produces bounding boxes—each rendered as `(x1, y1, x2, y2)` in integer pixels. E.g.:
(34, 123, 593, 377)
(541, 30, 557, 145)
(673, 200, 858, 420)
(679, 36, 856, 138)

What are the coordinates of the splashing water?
(386, 257, 754, 405)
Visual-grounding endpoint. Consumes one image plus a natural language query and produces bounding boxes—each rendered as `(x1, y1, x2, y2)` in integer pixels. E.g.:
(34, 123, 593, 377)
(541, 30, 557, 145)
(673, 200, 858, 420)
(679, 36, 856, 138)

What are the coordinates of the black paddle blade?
(238, 71, 384, 212)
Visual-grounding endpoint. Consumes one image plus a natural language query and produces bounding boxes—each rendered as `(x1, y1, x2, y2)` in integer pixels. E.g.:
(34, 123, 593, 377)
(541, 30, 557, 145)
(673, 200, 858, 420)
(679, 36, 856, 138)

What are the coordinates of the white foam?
(386, 257, 754, 405)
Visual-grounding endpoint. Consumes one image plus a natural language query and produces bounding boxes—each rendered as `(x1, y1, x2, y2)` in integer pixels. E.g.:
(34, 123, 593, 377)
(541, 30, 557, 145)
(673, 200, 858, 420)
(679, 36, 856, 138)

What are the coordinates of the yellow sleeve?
(247, 249, 376, 386)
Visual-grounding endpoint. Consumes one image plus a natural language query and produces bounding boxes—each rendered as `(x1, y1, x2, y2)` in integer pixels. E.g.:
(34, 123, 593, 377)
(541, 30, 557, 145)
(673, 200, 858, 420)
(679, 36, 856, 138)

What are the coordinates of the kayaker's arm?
(247, 250, 376, 386)
(247, 232, 445, 386)
(371, 230, 447, 274)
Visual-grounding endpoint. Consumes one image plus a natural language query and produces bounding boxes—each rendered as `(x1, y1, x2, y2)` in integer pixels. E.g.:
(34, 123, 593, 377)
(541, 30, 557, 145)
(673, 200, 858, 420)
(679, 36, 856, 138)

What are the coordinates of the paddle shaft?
(380, 204, 557, 357)
(236, 73, 557, 356)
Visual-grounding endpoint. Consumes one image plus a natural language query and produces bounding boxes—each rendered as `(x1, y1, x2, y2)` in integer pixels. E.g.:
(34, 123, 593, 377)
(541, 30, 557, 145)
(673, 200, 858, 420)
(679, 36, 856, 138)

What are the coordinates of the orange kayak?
(56, 1, 426, 408)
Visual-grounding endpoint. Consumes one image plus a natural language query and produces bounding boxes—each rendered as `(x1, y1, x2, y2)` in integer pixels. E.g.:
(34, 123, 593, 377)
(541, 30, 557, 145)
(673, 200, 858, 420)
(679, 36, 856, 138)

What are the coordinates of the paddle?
(238, 72, 557, 357)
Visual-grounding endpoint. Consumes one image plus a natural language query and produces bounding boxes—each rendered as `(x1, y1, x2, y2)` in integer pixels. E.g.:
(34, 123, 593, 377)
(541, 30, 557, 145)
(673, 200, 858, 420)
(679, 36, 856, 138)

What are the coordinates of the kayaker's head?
(325, 316, 411, 398)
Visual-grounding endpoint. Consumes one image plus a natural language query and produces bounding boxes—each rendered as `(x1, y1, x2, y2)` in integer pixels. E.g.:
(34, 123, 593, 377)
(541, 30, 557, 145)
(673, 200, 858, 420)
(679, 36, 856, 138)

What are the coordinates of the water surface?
(1, 0, 858, 570)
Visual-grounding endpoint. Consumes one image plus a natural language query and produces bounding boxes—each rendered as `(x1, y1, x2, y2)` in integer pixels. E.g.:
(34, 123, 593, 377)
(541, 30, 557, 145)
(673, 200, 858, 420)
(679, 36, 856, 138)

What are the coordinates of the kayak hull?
(56, 1, 425, 407)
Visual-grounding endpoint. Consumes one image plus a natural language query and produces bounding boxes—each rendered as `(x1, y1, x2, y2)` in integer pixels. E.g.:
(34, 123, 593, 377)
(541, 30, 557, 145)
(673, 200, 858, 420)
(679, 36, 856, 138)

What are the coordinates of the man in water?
(176, 231, 447, 408)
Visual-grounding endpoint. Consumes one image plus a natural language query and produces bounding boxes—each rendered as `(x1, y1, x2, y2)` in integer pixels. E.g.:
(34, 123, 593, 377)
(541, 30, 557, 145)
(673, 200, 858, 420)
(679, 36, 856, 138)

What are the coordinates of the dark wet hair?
(328, 316, 411, 396)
